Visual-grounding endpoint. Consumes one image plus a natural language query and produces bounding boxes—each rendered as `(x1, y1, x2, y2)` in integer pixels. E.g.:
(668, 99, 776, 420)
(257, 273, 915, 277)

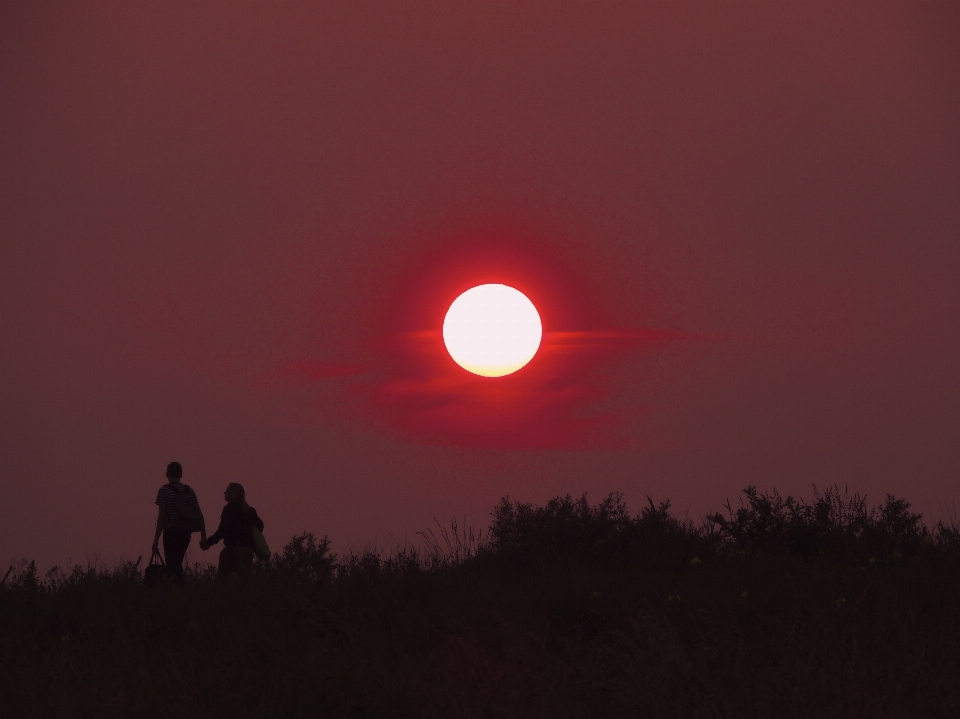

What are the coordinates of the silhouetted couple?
(151, 462, 264, 582)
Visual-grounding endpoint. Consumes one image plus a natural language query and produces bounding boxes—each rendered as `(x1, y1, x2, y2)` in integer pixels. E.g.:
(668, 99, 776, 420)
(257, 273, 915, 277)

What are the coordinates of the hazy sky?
(2, 2, 959, 570)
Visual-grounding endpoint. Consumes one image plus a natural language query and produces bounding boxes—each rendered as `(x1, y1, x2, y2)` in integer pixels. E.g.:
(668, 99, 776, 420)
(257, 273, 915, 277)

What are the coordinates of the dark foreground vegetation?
(2, 486, 959, 718)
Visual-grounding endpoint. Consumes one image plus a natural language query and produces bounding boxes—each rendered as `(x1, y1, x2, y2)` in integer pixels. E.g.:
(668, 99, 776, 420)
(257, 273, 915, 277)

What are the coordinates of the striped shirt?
(156, 483, 200, 530)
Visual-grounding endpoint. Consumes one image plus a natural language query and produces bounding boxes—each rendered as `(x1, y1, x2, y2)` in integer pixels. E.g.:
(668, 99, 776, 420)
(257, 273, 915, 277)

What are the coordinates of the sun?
(442, 284, 543, 377)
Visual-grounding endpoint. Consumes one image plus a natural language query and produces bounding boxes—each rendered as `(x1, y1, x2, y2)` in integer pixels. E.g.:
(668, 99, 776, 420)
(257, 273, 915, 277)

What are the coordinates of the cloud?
(261, 328, 704, 448)
(361, 328, 691, 449)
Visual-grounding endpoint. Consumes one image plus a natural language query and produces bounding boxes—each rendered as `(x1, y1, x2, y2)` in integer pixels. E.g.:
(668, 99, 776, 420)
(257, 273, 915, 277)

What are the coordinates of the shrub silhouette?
(487, 492, 706, 571)
(706, 485, 928, 561)
(485, 486, 936, 570)
(270, 532, 336, 583)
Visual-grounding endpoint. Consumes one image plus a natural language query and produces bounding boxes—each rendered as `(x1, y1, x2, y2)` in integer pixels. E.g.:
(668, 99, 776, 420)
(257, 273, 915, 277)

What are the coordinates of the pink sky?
(2, 3, 959, 569)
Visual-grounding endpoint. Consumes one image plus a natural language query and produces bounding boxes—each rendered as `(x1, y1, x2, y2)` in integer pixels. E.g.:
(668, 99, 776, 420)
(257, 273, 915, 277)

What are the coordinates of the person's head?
(166, 462, 183, 483)
(224, 482, 248, 508)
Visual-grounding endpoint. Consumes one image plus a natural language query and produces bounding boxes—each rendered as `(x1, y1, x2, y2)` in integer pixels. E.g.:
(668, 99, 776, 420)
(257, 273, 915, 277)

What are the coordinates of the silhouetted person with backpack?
(151, 462, 207, 583)
(200, 483, 264, 576)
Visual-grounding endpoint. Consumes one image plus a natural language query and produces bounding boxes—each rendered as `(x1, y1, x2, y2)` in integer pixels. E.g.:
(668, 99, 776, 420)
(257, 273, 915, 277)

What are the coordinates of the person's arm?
(152, 505, 165, 552)
(193, 492, 207, 543)
(206, 511, 226, 547)
(198, 511, 209, 549)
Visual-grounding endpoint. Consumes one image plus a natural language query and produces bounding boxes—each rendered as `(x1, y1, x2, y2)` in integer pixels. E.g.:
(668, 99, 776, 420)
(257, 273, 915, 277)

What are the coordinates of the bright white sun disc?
(443, 284, 542, 377)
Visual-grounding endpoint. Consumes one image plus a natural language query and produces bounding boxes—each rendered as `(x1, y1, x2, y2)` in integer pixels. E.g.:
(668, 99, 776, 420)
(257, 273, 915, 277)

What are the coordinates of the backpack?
(252, 525, 271, 561)
(167, 484, 204, 533)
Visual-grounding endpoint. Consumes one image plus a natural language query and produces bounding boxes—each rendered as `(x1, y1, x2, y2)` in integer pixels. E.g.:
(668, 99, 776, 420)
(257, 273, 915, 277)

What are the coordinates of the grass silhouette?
(2, 486, 959, 718)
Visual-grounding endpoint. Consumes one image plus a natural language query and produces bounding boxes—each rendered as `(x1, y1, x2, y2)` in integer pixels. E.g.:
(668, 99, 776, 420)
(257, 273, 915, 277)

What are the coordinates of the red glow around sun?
(268, 227, 698, 448)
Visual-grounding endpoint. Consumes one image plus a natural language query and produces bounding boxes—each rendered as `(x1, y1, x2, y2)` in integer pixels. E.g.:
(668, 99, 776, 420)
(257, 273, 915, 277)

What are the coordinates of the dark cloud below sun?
(272, 327, 701, 450)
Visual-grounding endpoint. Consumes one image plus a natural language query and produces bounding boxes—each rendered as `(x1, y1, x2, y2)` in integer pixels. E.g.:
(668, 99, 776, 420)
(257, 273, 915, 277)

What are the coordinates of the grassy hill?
(2, 486, 959, 718)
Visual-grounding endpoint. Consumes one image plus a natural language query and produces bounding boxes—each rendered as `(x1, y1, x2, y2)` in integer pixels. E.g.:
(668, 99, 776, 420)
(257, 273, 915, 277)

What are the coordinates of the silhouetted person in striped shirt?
(151, 462, 207, 583)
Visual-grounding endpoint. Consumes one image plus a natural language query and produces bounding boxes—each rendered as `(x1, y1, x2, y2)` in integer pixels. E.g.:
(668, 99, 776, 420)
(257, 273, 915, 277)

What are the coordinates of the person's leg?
(238, 546, 255, 573)
(163, 531, 191, 583)
(218, 546, 239, 576)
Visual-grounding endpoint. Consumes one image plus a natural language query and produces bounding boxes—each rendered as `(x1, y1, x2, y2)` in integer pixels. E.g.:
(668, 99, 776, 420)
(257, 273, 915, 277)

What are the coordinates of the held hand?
(199, 539, 209, 551)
